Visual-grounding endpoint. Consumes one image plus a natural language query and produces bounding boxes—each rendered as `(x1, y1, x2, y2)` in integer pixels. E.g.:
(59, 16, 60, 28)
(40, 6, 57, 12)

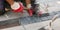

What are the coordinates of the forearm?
(6, 0, 14, 5)
(25, 0, 31, 8)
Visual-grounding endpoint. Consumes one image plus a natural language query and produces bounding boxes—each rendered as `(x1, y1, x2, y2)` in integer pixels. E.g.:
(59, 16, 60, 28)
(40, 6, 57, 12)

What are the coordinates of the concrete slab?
(1, 20, 51, 30)
(1, 18, 60, 30)
(0, 10, 29, 21)
(1, 26, 25, 30)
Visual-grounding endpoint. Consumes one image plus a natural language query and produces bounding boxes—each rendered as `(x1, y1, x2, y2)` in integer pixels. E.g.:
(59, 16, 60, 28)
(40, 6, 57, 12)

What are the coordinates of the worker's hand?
(5, 8, 10, 11)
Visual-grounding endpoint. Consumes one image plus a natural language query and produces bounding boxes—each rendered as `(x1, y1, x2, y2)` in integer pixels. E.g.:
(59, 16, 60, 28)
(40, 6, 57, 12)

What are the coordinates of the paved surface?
(0, 11, 60, 30)
(1, 18, 60, 30)
(0, 20, 51, 30)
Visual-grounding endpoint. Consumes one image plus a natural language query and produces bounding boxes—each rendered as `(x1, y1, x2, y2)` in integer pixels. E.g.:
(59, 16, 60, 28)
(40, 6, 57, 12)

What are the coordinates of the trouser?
(0, 0, 4, 10)
(0, 0, 6, 15)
